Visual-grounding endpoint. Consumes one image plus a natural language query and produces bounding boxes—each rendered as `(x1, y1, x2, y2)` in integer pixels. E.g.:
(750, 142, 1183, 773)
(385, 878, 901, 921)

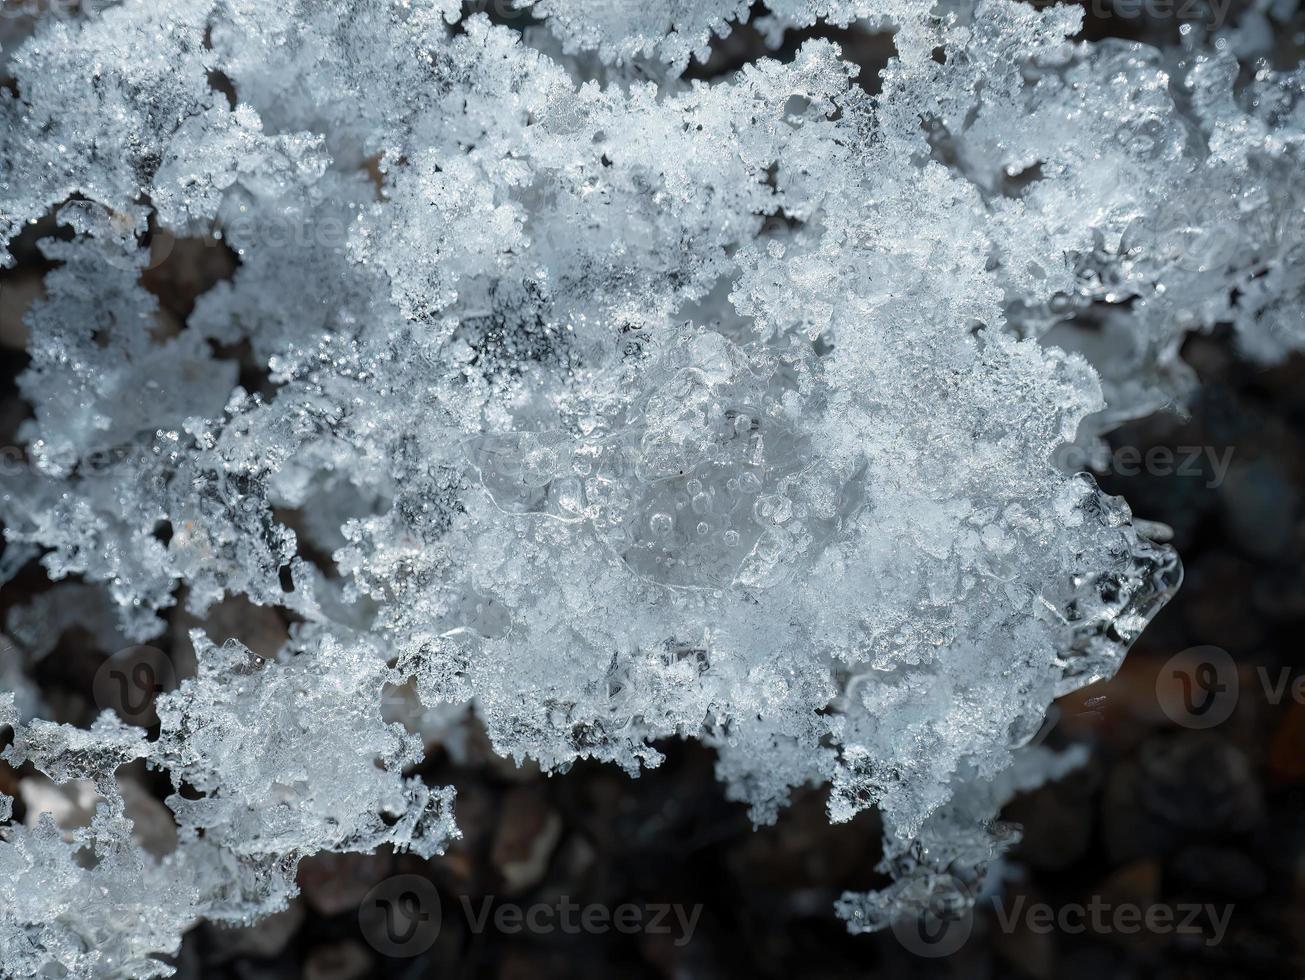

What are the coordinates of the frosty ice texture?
(0, 0, 1299, 974)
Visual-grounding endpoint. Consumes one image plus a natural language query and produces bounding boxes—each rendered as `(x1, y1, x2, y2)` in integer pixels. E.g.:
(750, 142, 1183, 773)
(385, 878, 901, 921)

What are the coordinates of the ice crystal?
(0, 0, 1299, 974)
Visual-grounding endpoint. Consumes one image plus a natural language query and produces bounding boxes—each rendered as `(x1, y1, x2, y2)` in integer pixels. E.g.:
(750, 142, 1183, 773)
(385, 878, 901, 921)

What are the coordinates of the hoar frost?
(0, 0, 1299, 975)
